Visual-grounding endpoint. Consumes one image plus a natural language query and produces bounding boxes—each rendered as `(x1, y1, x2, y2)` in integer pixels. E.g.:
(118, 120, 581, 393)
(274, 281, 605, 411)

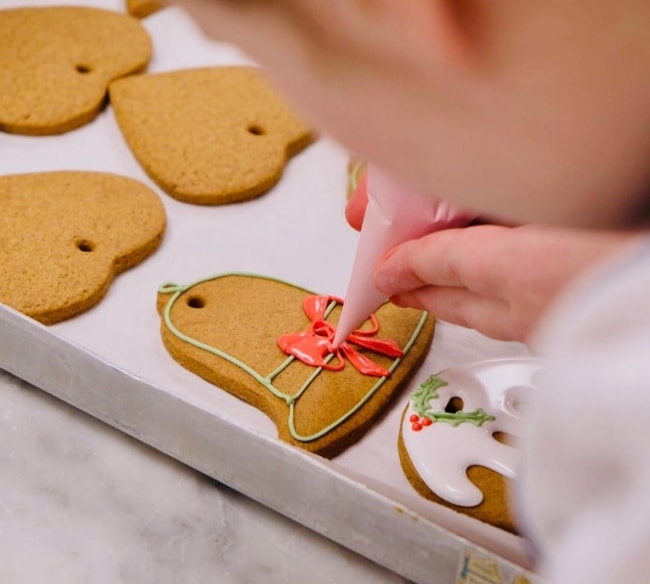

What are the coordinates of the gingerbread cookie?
(157, 273, 435, 457)
(0, 6, 151, 135)
(0, 171, 166, 325)
(126, 0, 163, 18)
(109, 67, 315, 205)
(398, 359, 540, 533)
(347, 157, 367, 198)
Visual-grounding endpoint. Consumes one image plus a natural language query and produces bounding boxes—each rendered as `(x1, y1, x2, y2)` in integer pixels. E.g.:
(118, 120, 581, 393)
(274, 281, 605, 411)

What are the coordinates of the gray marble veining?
(0, 370, 408, 584)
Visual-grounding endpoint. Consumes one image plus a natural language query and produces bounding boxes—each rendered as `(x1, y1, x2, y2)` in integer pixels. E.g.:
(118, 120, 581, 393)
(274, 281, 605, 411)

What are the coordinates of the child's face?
(178, 0, 650, 228)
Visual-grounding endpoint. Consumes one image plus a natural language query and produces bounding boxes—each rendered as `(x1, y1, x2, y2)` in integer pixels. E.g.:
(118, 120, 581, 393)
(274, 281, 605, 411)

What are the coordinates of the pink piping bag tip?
(335, 165, 475, 345)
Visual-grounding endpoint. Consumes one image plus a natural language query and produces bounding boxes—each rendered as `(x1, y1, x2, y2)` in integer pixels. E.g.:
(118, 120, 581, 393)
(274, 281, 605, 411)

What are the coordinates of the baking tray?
(0, 2, 540, 582)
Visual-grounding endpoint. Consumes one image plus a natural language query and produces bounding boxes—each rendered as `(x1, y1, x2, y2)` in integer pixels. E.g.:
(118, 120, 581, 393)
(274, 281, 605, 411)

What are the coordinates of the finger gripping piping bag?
(333, 165, 475, 348)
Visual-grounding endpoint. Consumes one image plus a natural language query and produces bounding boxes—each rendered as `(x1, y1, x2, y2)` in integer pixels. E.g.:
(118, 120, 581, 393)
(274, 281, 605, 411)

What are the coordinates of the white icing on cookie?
(401, 358, 541, 507)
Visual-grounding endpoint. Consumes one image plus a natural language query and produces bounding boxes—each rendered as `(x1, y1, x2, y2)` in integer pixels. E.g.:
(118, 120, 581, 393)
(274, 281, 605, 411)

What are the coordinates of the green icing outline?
(410, 374, 495, 427)
(348, 160, 366, 193)
(159, 272, 429, 442)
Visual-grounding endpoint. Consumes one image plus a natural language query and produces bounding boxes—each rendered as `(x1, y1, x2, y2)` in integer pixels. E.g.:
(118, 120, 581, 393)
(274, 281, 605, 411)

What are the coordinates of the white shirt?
(520, 235, 650, 583)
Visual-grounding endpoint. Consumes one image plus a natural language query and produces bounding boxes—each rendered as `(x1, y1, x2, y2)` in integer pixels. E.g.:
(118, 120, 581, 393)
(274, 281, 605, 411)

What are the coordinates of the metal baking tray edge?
(0, 305, 540, 584)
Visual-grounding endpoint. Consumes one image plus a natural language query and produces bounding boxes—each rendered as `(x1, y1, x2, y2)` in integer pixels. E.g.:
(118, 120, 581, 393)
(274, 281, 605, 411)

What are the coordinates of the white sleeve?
(518, 239, 650, 583)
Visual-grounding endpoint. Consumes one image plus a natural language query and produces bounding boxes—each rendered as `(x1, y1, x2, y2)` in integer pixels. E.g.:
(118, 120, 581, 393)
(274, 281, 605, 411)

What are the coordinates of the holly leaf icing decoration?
(410, 374, 496, 428)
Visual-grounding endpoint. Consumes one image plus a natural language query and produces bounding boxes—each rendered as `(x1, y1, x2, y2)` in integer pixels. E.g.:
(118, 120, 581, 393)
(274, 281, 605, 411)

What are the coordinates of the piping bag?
(333, 164, 477, 348)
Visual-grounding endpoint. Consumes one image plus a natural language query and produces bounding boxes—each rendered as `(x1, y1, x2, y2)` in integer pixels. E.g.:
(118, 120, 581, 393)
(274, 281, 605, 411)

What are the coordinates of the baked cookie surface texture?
(0, 171, 166, 325)
(0, 6, 151, 135)
(126, 0, 163, 18)
(157, 273, 435, 457)
(110, 67, 315, 205)
(398, 359, 540, 533)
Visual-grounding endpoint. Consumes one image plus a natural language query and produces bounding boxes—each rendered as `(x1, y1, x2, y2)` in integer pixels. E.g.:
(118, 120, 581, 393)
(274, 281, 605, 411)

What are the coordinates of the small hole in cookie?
(187, 296, 205, 309)
(444, 396, 464, 413)
(247, 124, 265, 136)
(75, 64, 92, 74)
(492, 431, 516, 446)
(76, 239, 94, 253)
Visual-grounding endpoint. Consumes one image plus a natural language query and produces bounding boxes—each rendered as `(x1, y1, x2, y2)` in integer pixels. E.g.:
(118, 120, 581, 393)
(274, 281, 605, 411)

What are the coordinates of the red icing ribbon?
(277, 295, 404, 377)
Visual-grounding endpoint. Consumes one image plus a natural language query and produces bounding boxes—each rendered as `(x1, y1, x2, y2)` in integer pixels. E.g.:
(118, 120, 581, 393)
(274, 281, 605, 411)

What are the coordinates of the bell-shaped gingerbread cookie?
(157, 273, 435, 457)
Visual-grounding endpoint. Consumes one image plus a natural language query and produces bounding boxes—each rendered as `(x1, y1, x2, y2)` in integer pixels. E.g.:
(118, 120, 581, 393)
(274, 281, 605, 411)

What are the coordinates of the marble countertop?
(0, 369, 410, 584)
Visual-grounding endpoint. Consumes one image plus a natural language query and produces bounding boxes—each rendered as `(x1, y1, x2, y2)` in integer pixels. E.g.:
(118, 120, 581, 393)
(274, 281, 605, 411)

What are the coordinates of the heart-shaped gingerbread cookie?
(0, 171, 166, 324)
(110, 67, 315, 205)
(0, 6, 151, 135)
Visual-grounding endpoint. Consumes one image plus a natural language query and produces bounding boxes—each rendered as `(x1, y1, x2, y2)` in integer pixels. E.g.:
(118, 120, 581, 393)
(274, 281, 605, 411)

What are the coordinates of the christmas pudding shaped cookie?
(0, 171, 166, 325)
(110, 67, 316, 205)
(0, 6, 151, 135)
(398, 357, 541, 533)
(157, 273, 435, 458)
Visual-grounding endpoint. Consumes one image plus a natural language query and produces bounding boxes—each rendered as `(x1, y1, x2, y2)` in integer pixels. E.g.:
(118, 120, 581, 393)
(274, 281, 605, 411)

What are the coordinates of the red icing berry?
(409, 414, 419, 423)
(421, 417, 432, 427)
(411, 422, 423, 432)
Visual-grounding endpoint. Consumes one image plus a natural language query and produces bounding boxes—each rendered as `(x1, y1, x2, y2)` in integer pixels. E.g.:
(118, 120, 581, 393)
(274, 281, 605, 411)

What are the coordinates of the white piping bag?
(333, 165, 476, 348)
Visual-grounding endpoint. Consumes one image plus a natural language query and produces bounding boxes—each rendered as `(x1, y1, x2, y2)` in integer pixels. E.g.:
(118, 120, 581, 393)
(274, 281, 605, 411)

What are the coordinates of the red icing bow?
(277, 295, 404, 378)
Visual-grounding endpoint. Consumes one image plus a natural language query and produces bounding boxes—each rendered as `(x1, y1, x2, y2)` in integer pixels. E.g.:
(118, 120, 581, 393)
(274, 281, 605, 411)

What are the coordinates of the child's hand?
(345, 170, 636, 342)
(371, 224, 634, 343)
